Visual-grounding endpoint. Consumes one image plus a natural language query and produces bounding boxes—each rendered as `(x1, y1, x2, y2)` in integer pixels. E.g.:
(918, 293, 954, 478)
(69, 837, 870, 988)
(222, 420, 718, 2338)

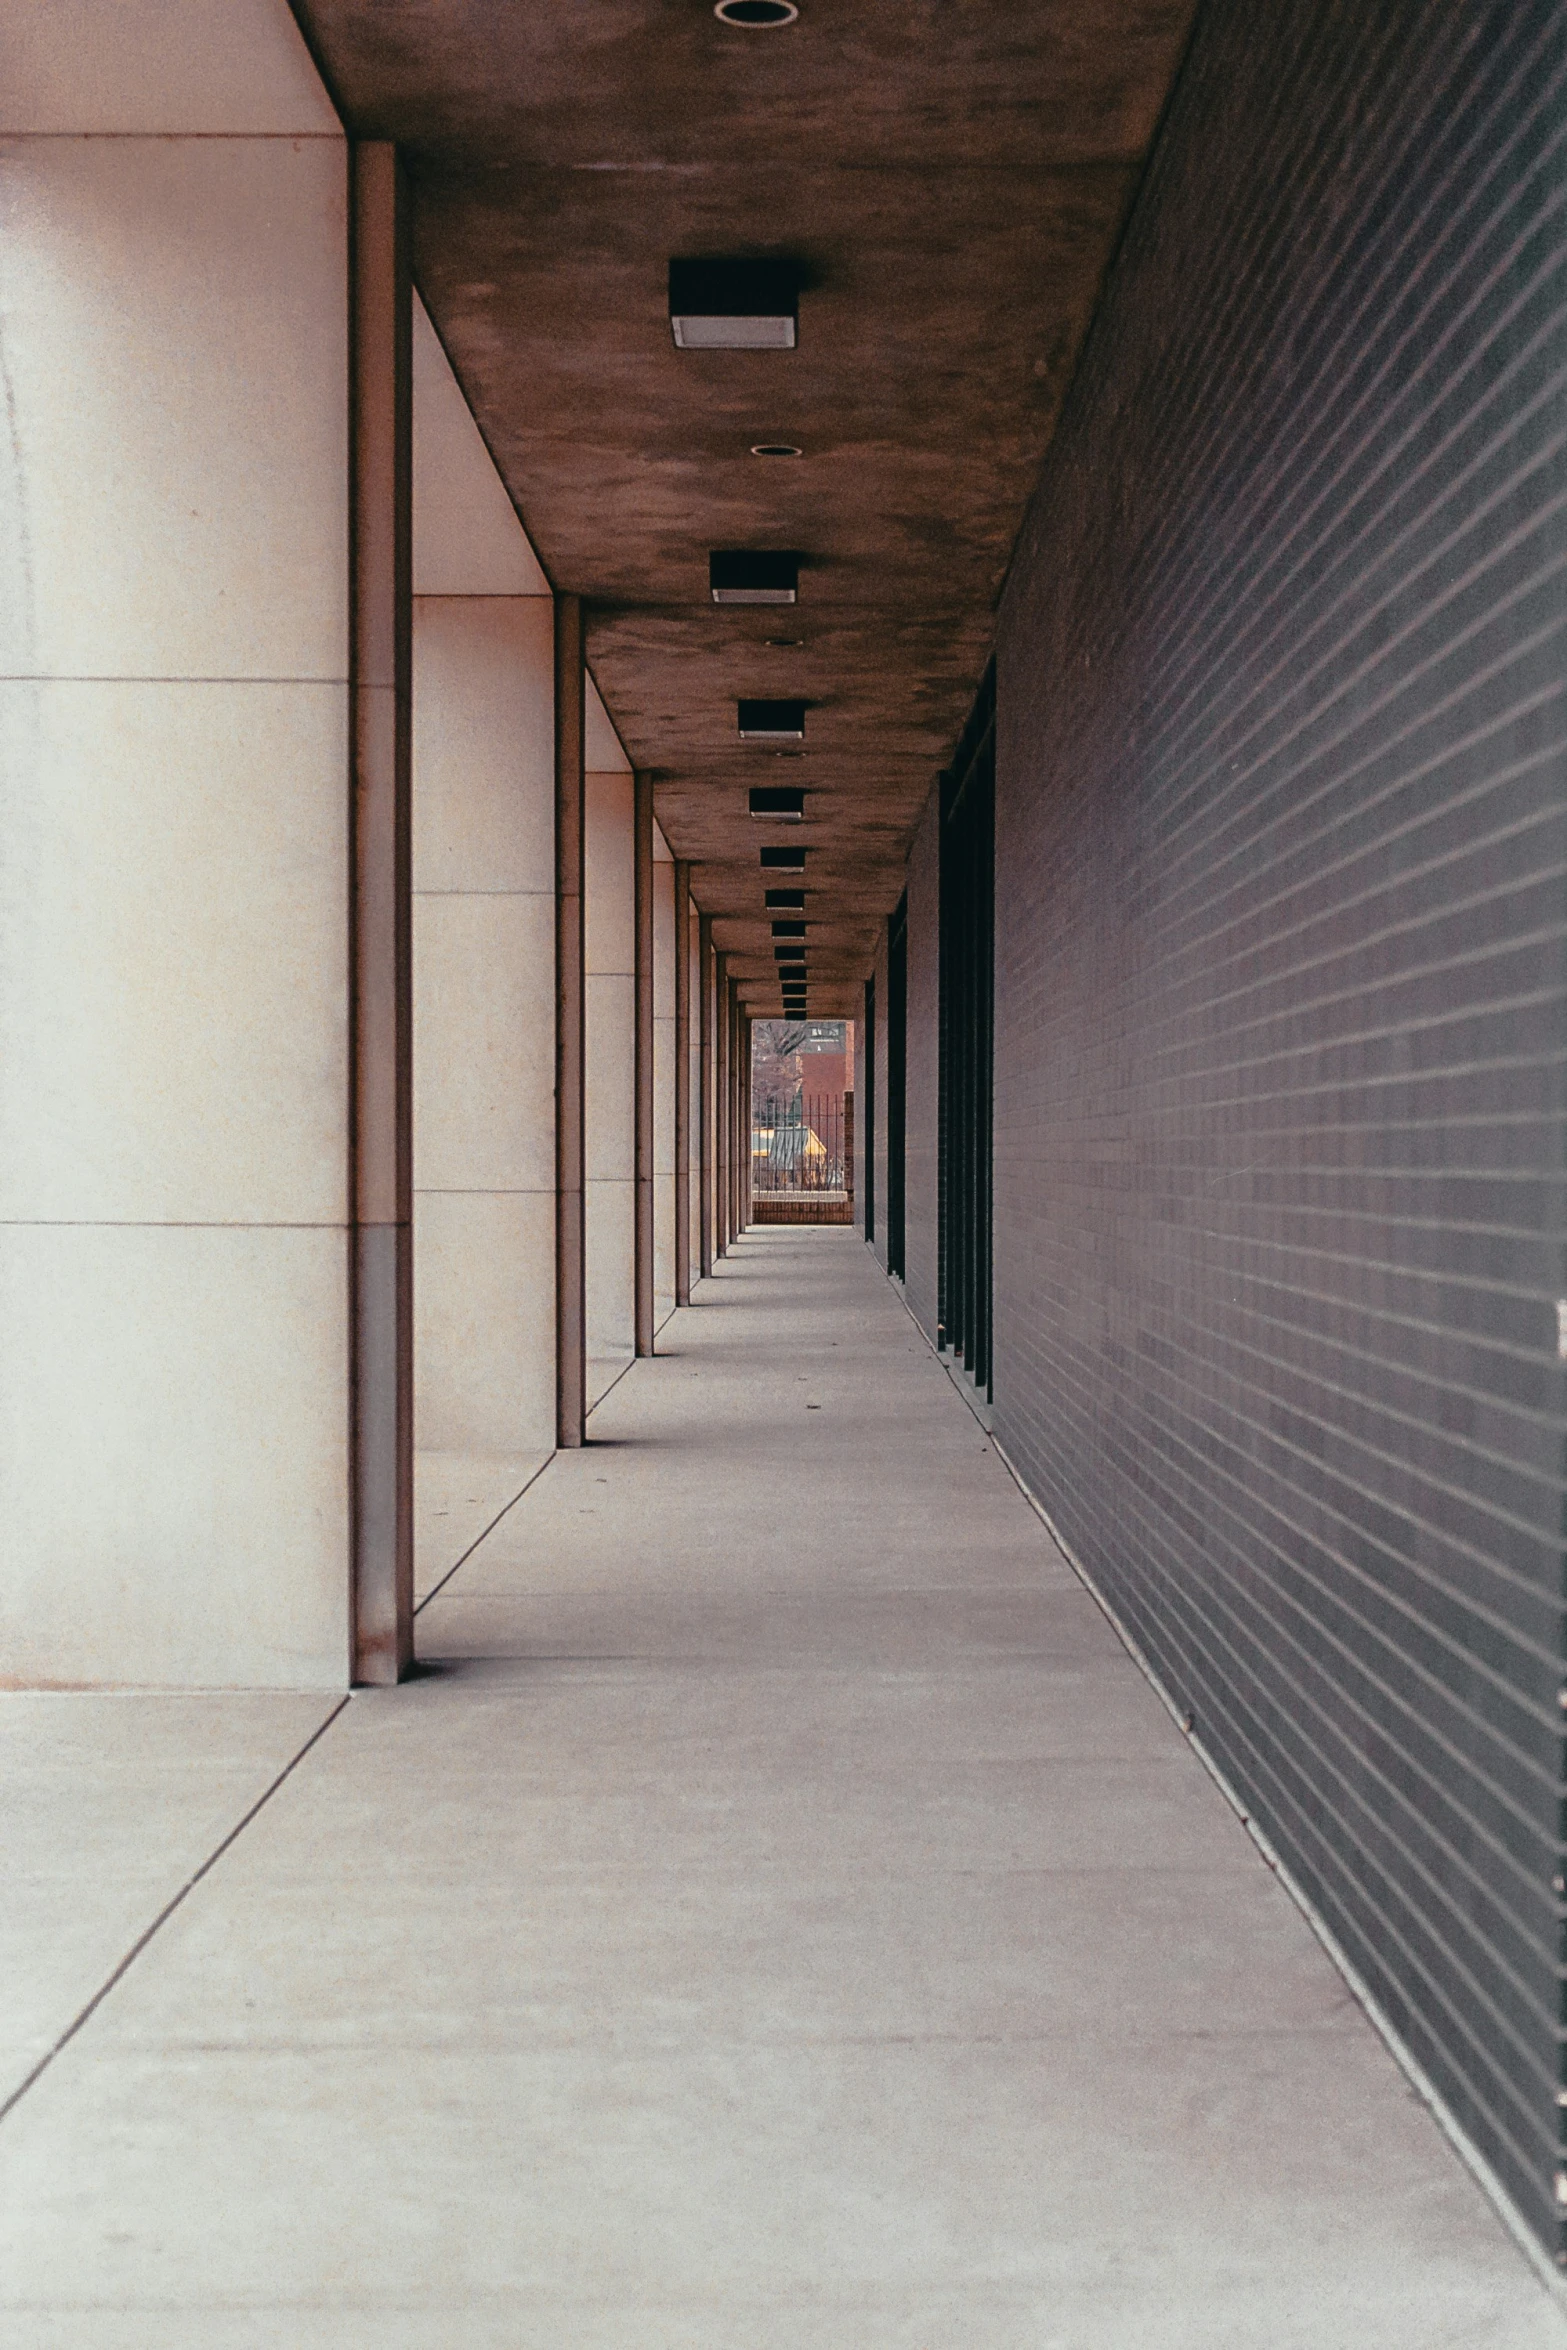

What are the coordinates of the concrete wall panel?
(0, 46, 353, 1684)
(585, 770, 636, 1398)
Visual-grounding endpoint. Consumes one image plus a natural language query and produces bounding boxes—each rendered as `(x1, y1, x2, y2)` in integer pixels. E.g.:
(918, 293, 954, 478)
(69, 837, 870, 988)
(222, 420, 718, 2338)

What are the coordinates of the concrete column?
(584, 688, 636, 1405)
(687, 887, 704, 1288)
(652, 828, 678, 1334)
(555, 597, 586, 1446)
(673, 863, 692, 1307)
(699, 914, 715, 1277)
(740, 1013, 753, 1233)
(715, 960, 730, 1257)
(633, 772, 655, 1358)
(349, 144, 414, 1687)
(0, 6, 359, 1686)
(410, 297, 556, 1591)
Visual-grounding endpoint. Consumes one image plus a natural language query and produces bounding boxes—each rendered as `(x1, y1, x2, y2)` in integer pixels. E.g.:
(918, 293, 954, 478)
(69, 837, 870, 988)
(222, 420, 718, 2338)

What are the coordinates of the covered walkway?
(4, 1230, 1560, 2346)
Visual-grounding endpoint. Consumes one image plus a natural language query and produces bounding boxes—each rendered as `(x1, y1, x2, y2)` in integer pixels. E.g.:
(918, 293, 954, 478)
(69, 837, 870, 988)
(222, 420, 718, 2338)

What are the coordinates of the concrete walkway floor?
(4, 1227, 1565, 2348)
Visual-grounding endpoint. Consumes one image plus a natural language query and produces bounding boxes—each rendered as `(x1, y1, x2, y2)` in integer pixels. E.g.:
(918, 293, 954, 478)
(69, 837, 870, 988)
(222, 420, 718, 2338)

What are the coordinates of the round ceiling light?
(715, 0, 798, 22)
(750, 442, 803, 458)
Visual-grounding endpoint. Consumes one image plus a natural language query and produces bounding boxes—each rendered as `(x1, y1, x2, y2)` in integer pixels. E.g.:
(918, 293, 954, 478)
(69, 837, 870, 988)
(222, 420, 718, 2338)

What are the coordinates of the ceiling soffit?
(294, 0, 1193, 1011)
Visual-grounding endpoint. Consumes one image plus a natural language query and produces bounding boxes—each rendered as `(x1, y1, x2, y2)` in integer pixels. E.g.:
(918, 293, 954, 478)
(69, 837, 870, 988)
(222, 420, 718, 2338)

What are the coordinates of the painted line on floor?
(0, 1695, 352, 2128)
(414, 1455, 558, 1616)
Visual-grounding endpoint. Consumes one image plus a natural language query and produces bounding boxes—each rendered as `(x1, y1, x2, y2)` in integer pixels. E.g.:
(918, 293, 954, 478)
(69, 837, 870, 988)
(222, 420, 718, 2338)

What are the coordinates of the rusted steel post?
(674, 862, 692, 1306)
(349, 142, 413, 1686)
(554, 594, 586, 1445)
(633, 772, 655, 1355)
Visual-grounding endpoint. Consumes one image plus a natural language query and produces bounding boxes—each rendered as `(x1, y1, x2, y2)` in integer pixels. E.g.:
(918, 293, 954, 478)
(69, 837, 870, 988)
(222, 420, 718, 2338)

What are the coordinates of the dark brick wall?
(904, 783, 941, 1338)
(993, 0, 1567, 2249)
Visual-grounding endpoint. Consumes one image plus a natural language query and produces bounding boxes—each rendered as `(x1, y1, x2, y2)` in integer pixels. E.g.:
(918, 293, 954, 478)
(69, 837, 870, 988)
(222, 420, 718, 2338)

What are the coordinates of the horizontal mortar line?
(1092, 1398, 1566, 1741)
(1119, 901, 1567, 1052)
(413, 888, 554, 898)
(1150, 812, 1567, 1010)
(0, 673, 350, 685)
(1149, 362, 1567, 802)
(0, 129, 344, 140)
(1133, 1291, 1567, 1446)
(1138, 168, 1567, 768)
(1145, 559, 1567, 899)
(1146, 581, 1567, 899)
(1030, 1340, 1566, 1628)
(0, 1696, 350, 2131)
(414, 1186, 554, 1196)
(0, 1218, 352, 1230)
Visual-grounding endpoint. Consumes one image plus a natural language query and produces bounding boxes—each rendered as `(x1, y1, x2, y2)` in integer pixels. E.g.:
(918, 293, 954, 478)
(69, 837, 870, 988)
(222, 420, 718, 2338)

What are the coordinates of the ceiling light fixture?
(669, 259, 799, 351)
(715, 0, 798, 22)
(761, 845, 806, 872)
(765, 888, 806, 910)
(710, 550, 799, 605)
(739, 698, 805, 742)
(749, 786, 804, 821)
(750, 441, 803, 459)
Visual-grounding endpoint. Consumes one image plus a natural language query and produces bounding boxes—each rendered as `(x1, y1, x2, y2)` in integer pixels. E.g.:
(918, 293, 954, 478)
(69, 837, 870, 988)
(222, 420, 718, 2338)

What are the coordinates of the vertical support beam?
(350, 143, 414, 1687)
(674, 862, 692, 1307)
(740, 1012, 752, 1233)
(698, 913, 714, 1277)
(732, 995, 746, 1239)
(715, 959, 730, 1257)
(554, 594, 587, 1446)
(633, 772, 655, 1356)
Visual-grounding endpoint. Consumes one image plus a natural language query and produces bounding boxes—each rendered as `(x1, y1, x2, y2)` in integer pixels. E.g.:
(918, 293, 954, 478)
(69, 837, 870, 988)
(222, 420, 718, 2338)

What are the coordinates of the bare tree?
(752, 1020, 811, 1121)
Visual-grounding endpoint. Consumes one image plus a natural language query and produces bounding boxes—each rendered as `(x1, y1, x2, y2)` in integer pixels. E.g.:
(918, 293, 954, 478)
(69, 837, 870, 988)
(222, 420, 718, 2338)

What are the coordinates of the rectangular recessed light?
(765, 889, 806, 910)
(749, 786, 804, 821)
(761, 845, 806, 871)
(771, 920, 806, 938)
(669, 258, 799, 350)
(710, 550, 799, 604)
(738, 699, 805, 742)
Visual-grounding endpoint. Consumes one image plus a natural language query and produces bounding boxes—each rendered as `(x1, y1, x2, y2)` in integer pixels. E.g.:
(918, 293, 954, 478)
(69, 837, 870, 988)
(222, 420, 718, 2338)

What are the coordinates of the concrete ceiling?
(295, 0, 1193, 1015)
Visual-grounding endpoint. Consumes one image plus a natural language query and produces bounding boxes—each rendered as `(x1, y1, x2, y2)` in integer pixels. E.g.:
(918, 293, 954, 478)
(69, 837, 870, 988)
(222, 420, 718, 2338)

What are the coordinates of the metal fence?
(752, 1093, 852, 1224)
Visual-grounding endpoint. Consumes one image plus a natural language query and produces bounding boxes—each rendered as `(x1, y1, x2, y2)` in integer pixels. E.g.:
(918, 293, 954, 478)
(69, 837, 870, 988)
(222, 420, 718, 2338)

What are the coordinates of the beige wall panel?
(0, 0, 339, 135)
(584, 766, 636, 1372)
(0, 680, 349, 1227)
(585, 770, 636, 970)
(0, 1225, 350, 1687)
(413, 1192, 556, 1460)
(411, 302, 549, 598)
(585, 677, 630, 775)
(413, 894, 555, 1196)
(411, 599, 554, 890)
(0, 137, 348, 682)
(585, 973, 636, 1183)
(586, 1175, 637, 1404)
(0, 96, 354, 1687)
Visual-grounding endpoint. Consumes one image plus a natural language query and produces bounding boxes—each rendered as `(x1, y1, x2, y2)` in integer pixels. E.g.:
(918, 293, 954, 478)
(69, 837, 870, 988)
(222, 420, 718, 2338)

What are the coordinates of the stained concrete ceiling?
(295, 0, 1193, 1015)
